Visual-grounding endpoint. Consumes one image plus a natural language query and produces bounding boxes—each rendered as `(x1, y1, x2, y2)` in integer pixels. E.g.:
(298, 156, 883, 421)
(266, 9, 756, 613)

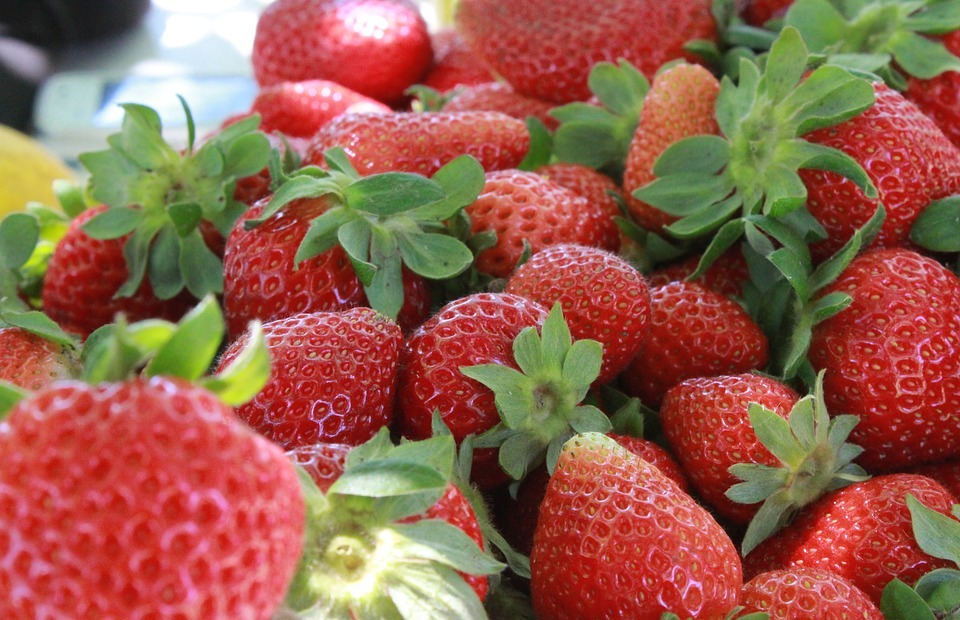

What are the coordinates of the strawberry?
(740, 567, 883, 619)
(0, 314, 80, 392)
(443, 82, 560, 130)
(249, 79, 390, 138)
(620, 281, 769, 408)
(905, 29, 960, 148)
(465, 170, 598, 279)
(216, 308, 402, 450)
(223, 154, 488, 336)
(251, 0, 433, 105)
(454, 0, 718, 103)
(421, 28, 496, 93)
(282, 429, 503, 617)
(622, 62, 722, 233)
(743, 473, 958, 604)
(534, 163, 625, 253)
(0, 298, 305, 619)
(504, 243, 652, 385)
(303, 110, 530, 177)
(742, 0, 792, 26)
(909, 459, 960, 501)
(395, 291, 549, 489)
(529, 432, 743, 619)
(646, 246, 750, 298)
(808, 247, 960, 472)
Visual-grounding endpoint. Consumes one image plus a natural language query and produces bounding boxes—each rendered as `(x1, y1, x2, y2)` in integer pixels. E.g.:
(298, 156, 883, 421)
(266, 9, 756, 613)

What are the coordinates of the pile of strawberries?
(3, 0, 960, 617)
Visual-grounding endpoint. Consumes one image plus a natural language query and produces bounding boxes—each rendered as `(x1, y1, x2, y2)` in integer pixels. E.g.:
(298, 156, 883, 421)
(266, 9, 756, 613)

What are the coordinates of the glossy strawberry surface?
(251, 79, 390, 138)
(0, 328, 79, 391)
(740, 567, 884, 619)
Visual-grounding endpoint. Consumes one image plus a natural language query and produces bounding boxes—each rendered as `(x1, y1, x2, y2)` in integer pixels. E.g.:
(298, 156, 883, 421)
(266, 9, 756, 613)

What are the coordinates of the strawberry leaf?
(0, 213, 40, 270)
(911, 195, 960, 252)
(198, 320, 271, 406)
(390, 520, 506, 575)
(384, 563, 487, 620)
(0, 381, 27, 418)
(144, 295, 223, 380)
(343, 173, 445, 216)
(397, 231, 473, 280)
(906, 494, 960, 567)
(330, 459, 449, 498)
(880, 578, 939, 620)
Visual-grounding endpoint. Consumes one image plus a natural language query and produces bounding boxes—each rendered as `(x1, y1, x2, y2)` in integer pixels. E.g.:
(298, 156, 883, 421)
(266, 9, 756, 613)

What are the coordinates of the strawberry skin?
(217, 308, 402, 450)
(42, 206, 195, 339)
(801, 82, 960, 261)
(443, 82, 559, 130)
(905, 30, 960, 149)
(530, 433, 742, 619)
(646, 247, 751, 299)
(740, 567, 884, 619)
(742, 473, 957, 604)
(252, 0, 433, 105)
(620, 281, 769, 408)
(250, 79, 390, 138)
(0, 327, 80, 391)
(466, 170, 597, 279)
(422, 28, 496, 93)
(504, 243, 652, 385)
(455, 0, 717, 103)
(222, 198, 431, 338)
(304, 111, 530, 176)
(659, 373, 800, 524)
(535, 163, 624, 253)
(395, 292, 549, 488)
(809, 247, 960, 472)
(0, 376, 305, 619)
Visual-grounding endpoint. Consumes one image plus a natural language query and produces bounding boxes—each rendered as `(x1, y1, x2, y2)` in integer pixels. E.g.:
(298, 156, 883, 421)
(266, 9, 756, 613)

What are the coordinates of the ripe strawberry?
(742, 0, 792, 26)
(535, 163, 624, 253)
(740, 567, 883, 619)
(809, 247, 960, 472)
(620, 281, 769, 408)
(0, 302, 305, 620)
(222, 198, 431, 338)
(42, 205, 195, 338)
(800, 81, 960, 260)
(504, 243, 652, 385)
(216, 308, 402, 450)
(742, 473, 957, 604)
(304, 110, 530, 176)
(530, 432, 742, 619)
(421, 28, 496, 93)
(465, 170, 597, 278)
(909, 459, 960, 501)
(455, 0, 718, 103)
(622, 62, 721, 232)
(283, 430, 502, 616)
(395, 291, 549, 489)
(646, 246, 751, 299)
(251, 0, 433, 105)
(249, 79, 391, 138)
(0, 326, 80, 391)
(443, 82, 560, 130)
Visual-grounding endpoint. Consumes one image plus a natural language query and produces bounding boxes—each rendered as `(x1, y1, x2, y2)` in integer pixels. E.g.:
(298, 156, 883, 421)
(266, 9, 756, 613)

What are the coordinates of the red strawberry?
(808, 247, 960, 472)
(740, 567, 884, 619)
(646, 246, 750, 299)
(530, 432, 743, 619)
(909, 459, 960, 501)
(422, 28, 496, 93)
(251, 0, 433, 105)
(455, 0, 718, 103)
(288, 438, 492, 603)
(216, 308, 403, 450)
(742, 0, 792, 26)
(395, 291, 549, 489)
(250, 79, 391, 138)
(622, 62, 722, 233)
(620, 281, 769, 408)
(535, 163, 624, 253)
(304, 110, 530, 176)
(465, 170, 597, 278)
(800, 81, 960, 260)
(742, 473, 957, 604)
(659, 373, 801, 524)
(905, 30, 960, 148)
(42, 206, 195, 339)
(443, 82, 560, 130)
(0, 326, 80, 391)
(0, 373, 304, 618)
(504, 243, 652, 385)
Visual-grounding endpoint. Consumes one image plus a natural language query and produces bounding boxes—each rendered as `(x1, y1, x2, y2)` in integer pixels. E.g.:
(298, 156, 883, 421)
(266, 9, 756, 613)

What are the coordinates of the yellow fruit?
(0, 125, 77, 217)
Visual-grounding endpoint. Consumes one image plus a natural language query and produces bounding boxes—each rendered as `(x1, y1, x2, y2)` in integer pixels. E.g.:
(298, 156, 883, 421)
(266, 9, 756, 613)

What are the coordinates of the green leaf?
(552, 119, 627, 170)
(81, 206, 143, 240)
(890, 29, 960, 80)
(294, 207, 356, 264)
(459, 364, 530, 429)
(914, 568, 960, 611)
(760, 27, 810, 103)
(384, 563, 487, 620)
(179, 230, 224, 298)
(782, 65, 876, 137)
(247, 176, 340, 228)
(330, 459, 450, 498)
(562, 339, 603, 390)
(766, 246, 810, 300)
(363, 227, 403, 319)
(739, 491, 798, 556)
(567, 405, 612, 434)
(390, 434, 457, 482)
(0, 213, 40, 270)
(633, 173, 734, 217)
(653, 135, 731, 176)
(323, 146, 361, 178)
(167, 202, 204, 237)
(512, 324, 548, 378)
(809, 291, 853, 324)
(144, 295, 224, 380)
(907, 1, 960, 34)
(343, 173, 445, 216)
(223, 131, 271, 178)
(390, 519, 505, 575)
(0, 306, 77, 347)
(783, 0, 849, 52)
(911, 196, 960, 252)
(539, 303, 572, 370)
(198, 320, 271, 406)
(748, 404, 807, 467)
(498, 432, 545, 481)
(81, 319, 177, 383)
(517, 117, 555, 172)
(336, 218, 375, 285)
(410, 155, 486, 221)
(907, 494, 960, 567)
(880, 578, 938, 620)
(114, 103, 177, 169)
(780, 139, 877, 199)
(0, 380, 27, 418)
(147, 223, 185, 300)
(587, 59, 650, 118)
(397, 232, 473, 280)
(664, 195, 742, 239)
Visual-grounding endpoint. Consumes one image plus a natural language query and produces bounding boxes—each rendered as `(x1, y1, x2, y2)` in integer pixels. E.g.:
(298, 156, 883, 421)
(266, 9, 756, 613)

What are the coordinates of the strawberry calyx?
(77, 100, 271, 301)
(632, 26, 876, 272)
(727, 371, 870, 556)
(462, 304, 611, 484)
(286, 428, 505, 620)
(779, 0, 960, 90)
(247, 148, 485, 320)
(880, 496, 960, 618)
